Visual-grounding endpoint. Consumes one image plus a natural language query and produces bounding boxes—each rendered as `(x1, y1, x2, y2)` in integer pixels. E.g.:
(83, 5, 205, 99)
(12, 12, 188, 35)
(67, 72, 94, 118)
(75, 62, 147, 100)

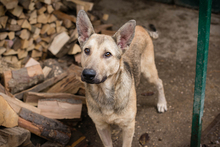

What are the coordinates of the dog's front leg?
(96, 124, 113, 147)
(121, 120, 135, 147)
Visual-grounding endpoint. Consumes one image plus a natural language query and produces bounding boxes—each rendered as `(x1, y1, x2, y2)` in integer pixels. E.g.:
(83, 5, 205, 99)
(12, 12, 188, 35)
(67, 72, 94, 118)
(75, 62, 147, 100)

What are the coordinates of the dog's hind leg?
(96, 124, 113, 147)
(141, 51, 167, 112)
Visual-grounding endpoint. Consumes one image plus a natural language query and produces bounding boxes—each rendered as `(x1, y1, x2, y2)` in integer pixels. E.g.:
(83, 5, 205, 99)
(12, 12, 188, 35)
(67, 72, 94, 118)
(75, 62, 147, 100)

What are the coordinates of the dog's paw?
(157, 102, 167, 113)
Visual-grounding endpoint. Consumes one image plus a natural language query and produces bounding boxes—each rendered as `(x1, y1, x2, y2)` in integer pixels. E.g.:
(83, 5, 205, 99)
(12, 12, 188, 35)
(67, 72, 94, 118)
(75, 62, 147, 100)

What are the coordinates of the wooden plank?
(38, 98, 82, 119)
(19, 108, 71, 145)
(14, 72, 68, 99)
(0, 95, 18, 127)
(24, 92, 85, 106)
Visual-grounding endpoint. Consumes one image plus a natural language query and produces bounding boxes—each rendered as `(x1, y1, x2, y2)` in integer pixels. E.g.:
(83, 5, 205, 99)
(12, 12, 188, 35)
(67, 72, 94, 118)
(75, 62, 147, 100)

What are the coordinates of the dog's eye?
(84, 48, 90, 55)
(104, 52, 112, 58)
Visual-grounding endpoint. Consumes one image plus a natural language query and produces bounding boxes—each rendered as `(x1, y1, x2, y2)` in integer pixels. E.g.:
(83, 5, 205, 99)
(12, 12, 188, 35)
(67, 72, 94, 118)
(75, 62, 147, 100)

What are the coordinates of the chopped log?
(102, 14, 109, 21)
(26, 44, 35, 51)
(0, 95, 18, 127)
(8, 19, 17, 25)
(0, 84, 13, 97)
(42, 66, 52, 78)
(19, 0, 31, 9)
(63, 19, 73, 28)
(24, 92, 86, 106)
(53, 10, 76, 23)
(0, 32, 8, 40)
(17, 19, 24, 26)
(0, 93, 41, 114)
(29, 10, 37, 24)
(6, 24, 21, 31)
(0, 16, 8, 28)
(74, 52, 81, 64)
(3, 64, 44, 94)
(94, 24, 113, 33)
(17, 49, 28, 59)
(49, 32, 70, 56)
(43, 59, 64, 78)
(0, 127, 34, 147)
(1, 0, 18, 9)
(0, 47, 6, 55)
(41, 24, 50, 34)
(47, 5, 54, 13)
(11, 55, 19, 63)
(0, 5, 5, 17)
(48, 14, 57, 23)
(18, 108, 71, 145)
(19, 12, 26, 19)
(25, 58, 39, 67)
(8, 32, 15, 40)
(19, 29, 30, 40)
(0, 40, 5, 46)
(4, 40, 13, 49)
(47, 26, 56, 35)
(14, 72, 68, 99)
(56, 26, 67, 33)
(12, 37, 21, 50)
(21, 19, 31, 30)
(20, 39, 29, 49)
(37, 13, 47, 24)
(67, 0, 94, 12)
(33, 23, 42, 28)
(31, 50, 42, 58)
(47, 64, 84, 94)
(3, 49, 18, 56)
(34, 44, 43, 51)
(39, 0, 51, 4)
(37, 6, 46, 14)
(68, 43, 81, 55)
(38, 98, 82, 119)
(9, 5, 23, 17)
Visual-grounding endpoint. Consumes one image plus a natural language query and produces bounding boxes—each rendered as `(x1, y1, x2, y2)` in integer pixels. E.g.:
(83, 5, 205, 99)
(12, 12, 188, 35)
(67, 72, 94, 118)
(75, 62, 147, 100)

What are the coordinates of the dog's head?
(76, 10, 136, 84)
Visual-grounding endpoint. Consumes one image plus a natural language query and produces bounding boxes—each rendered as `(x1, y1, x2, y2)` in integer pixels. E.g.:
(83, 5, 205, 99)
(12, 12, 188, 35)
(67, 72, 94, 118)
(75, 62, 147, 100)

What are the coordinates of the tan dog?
(76, 10, 167, 147)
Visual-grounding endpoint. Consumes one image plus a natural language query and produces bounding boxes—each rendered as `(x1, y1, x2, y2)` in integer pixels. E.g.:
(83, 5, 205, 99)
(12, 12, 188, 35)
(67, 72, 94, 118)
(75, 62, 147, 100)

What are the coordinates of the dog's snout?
(82, 69, 96, 80)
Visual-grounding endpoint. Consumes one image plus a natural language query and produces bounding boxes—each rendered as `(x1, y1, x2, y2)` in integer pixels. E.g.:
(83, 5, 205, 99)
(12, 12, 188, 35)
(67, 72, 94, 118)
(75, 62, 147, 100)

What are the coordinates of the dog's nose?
(82, 69, 96, 80)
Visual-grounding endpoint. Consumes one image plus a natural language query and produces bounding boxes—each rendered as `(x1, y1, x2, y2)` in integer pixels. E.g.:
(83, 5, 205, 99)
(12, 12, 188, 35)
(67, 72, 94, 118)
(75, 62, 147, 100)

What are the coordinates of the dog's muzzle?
(81, 69, 107, 84)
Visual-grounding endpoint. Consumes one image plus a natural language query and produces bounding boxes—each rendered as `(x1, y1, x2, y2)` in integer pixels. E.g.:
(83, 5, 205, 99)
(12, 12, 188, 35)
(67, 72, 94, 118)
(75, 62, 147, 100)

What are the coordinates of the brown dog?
(76, 10, 167, 147)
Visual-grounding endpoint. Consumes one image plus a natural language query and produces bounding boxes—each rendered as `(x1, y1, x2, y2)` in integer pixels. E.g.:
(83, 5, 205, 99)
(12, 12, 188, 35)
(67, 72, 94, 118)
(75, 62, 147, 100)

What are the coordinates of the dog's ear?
(76, 10, 95, 46)
(113, 20, 136, 52)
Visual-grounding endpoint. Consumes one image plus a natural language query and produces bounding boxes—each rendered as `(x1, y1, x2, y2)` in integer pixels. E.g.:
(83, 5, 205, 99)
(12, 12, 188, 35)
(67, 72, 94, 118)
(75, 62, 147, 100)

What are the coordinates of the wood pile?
(0, 0, 116, 146)
(0, 0, 115, 68)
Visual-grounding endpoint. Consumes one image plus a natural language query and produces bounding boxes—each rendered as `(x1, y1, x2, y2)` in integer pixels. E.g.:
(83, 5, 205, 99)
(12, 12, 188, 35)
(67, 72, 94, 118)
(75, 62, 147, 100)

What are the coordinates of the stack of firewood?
(0, 0, 117, 146)
(0, 0, 115, 68)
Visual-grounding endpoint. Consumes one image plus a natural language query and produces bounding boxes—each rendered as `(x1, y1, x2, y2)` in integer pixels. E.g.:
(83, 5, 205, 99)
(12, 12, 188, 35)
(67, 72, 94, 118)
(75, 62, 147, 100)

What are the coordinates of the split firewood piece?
(37, 13, 47, 24)
(25, 58, 39, 67)
(49, 32, 70, 57)
(68, 43, 81, 55)
(40, 24, 50, 34)
(0, 127, 34, 147)
(47, 64, 84, 94)
(74, 53, 81, 64)
(76, 4, 84, 14)
(47, 5, 54, 13)
(24, 92, 85, 106)
(9, 5, 23, 17)
(29, 10, 37, 24)
(38, 98, 82, 119)
(0, 95, 18, 127)
(8, 19, 17, 25)
(0, 32, 8, 40)
(18, 108, 71, 145)
(0, 47, 6, 55)
(39, 0, 51, 4)
(19, 29, 30, 40)
(31, 50, 42, 58)
(0, 92, 41, 114)
(68, 0, 94, 12)
(53, 10, 76, 23)
(8, 32, 15, 40)
(14, 72, 68, 99)
(0, 16, 8, 28)
(6, 24, 21, 31)
(21, 20, 31, 30)
(19, 0, 31, 9)
(37, 6, 46, 14)
(102, 14, 109, 21)
(0, 5, 5, 17)
(3, 64, 44, 94)
(48, 14, 57, 23)
(17, 49, 28, 59)
(1, 0, 18, 9)
(42, 66, 52, 78)
(3, 49, 18, 56)
(19, 12, 26, 19)
(4, 40, 14, 49)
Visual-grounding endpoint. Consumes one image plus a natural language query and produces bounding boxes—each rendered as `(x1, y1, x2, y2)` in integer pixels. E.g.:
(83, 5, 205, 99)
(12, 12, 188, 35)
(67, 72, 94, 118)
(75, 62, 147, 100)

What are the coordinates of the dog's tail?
(143, 24, 159, 39)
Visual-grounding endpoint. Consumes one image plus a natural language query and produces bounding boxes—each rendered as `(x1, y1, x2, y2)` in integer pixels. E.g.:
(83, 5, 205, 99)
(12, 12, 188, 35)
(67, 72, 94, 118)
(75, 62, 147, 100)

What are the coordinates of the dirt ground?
(77, 0, 220, 147)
